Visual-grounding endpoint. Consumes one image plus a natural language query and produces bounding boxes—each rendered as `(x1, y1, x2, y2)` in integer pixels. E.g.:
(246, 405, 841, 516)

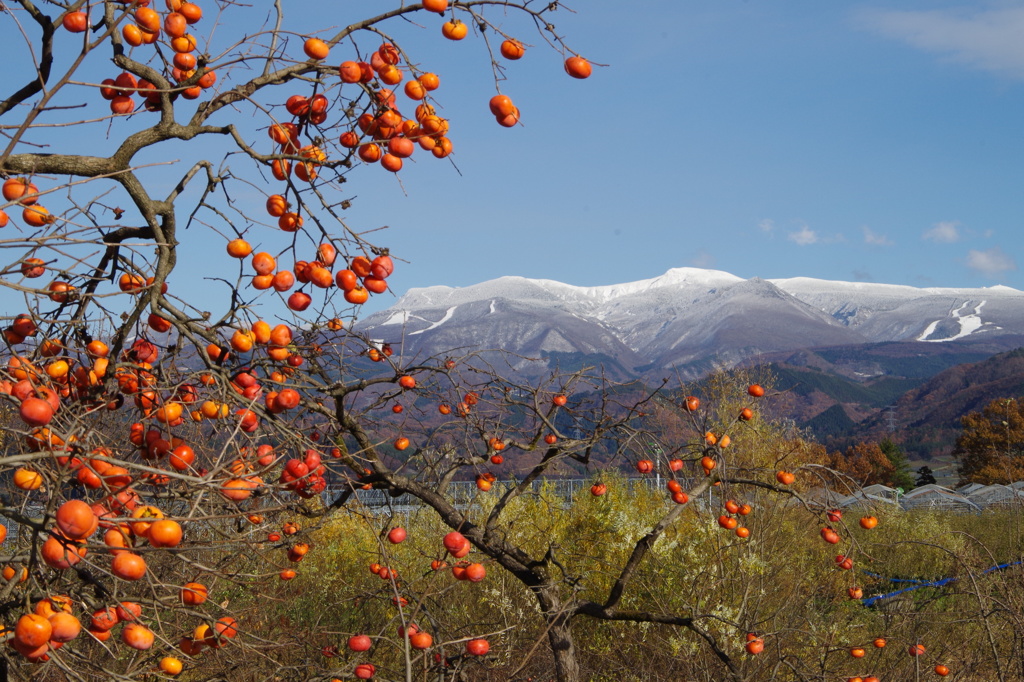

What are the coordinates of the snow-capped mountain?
(356, 268, 1024, 379)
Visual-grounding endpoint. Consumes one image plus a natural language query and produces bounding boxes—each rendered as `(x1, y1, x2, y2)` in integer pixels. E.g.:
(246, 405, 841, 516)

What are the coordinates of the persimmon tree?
(0, 0, 603, 678)
(0, 2, 966, 682)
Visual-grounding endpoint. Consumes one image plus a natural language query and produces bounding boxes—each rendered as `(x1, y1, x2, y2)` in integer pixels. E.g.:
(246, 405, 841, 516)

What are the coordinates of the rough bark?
(536, 587, 581, 682)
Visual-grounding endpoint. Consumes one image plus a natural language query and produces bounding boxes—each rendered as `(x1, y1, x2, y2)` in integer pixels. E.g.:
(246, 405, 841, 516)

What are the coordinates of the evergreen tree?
(880, 438, 915, 490)
(915, 466, 937, 486)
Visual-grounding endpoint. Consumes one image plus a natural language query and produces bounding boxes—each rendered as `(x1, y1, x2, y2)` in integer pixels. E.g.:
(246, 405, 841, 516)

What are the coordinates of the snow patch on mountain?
(917, 320, 941, 341)
(378, 310, 409, 326)
(409, 306, 457, 336)
(919, 301, 988, 342)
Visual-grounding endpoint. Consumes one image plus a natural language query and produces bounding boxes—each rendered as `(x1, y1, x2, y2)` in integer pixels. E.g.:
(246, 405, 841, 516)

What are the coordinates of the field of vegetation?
(5, 477, 1019, 681)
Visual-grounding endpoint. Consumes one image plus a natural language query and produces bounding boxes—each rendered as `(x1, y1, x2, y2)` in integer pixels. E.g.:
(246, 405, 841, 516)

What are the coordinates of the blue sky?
(2, 1, 1022, 321)
(343, 0, 1024, 313)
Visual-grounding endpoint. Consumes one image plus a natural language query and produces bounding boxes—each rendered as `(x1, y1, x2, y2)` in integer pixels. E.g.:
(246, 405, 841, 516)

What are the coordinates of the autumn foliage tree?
(825, 438, 914, 489)
(955, 397, 1024, 484)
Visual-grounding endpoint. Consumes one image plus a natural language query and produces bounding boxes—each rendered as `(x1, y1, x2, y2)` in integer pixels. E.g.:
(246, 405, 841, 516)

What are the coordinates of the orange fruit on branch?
(441, 19, 467, 40)
(303, 37, 329, 60)
(111, 552, 147, 580)
(181, 582, 208, 605)
(500, 39, 525, 60)
(564, 55, 592, 79)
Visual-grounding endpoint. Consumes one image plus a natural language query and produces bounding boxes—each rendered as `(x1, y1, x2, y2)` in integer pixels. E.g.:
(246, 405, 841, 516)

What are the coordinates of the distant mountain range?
(358, 267, 1024, 378)
(356, 268, 1024, 462)
(799, 347, 1024, 463)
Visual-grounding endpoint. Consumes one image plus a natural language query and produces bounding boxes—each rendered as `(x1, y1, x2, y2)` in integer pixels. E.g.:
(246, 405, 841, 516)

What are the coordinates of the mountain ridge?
(359, 267, 1024, 381)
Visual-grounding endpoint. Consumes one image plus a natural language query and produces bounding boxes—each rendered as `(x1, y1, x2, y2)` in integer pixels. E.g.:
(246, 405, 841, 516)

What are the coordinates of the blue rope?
(860, 570, 927, 585)
(860, 561, 1023, 607)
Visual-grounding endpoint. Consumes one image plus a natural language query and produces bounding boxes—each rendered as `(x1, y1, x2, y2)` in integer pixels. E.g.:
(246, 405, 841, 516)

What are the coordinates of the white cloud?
(858, 6, 1024, 79)
(966, 247, 1017, 277)
(788, 224, 818, 245)
(757, 218, 775, 233)
(690, 250, 715, 268)
(862, 226, 893, 246)
(923, 221, 961, 243)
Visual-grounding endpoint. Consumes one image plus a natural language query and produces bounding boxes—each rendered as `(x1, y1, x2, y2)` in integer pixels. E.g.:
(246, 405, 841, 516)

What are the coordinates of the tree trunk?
(535, 586, 580, 682)
(547, 613, 580, 682)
